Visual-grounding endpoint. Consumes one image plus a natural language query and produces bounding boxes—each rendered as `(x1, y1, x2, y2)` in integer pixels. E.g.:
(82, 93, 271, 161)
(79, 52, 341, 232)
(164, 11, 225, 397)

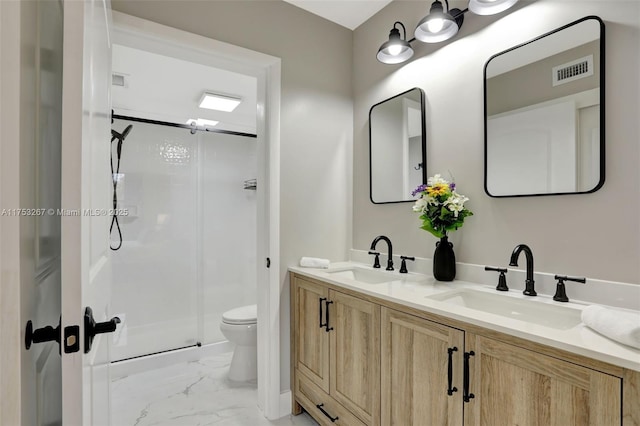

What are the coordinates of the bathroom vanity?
(289, 264, 640, 426)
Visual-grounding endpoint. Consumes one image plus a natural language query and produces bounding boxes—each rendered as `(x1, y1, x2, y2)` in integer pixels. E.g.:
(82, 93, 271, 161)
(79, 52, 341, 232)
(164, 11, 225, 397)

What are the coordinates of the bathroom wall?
(353, 0, 640, 285)
(111, 0, 353, 390)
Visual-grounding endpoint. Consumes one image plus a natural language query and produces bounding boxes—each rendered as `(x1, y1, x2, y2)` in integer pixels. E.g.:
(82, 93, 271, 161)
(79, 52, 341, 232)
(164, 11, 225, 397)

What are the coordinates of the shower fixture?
(110, 124, 133, 251)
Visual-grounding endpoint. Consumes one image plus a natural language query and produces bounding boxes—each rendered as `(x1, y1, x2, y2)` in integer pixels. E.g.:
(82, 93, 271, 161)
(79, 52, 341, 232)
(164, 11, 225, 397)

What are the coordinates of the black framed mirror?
(484, 16, 605, 197)
(369, 88, 426, 204)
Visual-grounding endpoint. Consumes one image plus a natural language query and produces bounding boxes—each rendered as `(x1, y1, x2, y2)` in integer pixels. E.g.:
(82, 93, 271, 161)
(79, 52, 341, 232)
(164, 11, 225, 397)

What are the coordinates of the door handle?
(319, 297, 327, 328)
(447, 346, 458, 396)
(25, 317, 61, 352)
(463, 351, 475, 402)
(84, 306, 120, 353)
(324, 300, 334, 332)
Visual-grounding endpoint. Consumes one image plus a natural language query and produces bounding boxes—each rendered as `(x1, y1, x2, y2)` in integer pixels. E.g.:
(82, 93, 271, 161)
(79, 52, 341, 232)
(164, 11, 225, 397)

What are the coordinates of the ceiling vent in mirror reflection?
(483, 16, 605, 197)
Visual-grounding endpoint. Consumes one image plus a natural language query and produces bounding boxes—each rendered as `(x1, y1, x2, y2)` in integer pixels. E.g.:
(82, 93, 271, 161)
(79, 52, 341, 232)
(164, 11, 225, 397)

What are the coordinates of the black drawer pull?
(463, 351, 475, 402)
(319, 297, 327, 328)
(324, 300, 334, 332)
(316, 403, 339, 422)
(447, 347, 458, 396)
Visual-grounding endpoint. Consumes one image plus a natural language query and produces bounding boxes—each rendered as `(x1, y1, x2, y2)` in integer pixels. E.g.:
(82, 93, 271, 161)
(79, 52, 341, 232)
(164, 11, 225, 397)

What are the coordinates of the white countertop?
(290, 261, 640, 372)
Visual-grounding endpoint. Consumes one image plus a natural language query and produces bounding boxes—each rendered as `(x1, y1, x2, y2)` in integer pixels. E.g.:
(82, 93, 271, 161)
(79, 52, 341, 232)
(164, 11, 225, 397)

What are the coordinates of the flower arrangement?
(412, 174, 473, 238)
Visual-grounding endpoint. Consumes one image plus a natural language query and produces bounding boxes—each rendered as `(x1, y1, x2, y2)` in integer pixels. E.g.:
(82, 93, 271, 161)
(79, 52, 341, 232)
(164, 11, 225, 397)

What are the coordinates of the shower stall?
(109, 117, 257, 365)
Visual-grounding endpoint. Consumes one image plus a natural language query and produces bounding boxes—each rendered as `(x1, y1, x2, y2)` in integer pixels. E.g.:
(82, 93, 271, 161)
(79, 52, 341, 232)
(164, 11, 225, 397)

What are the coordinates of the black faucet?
(509, 244, 537, 296)
(370, 235, 393, 271)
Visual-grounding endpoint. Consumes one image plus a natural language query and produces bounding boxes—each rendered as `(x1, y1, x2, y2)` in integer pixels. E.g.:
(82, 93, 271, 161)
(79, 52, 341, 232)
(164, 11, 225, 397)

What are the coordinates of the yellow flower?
(426, 183, 449, 197)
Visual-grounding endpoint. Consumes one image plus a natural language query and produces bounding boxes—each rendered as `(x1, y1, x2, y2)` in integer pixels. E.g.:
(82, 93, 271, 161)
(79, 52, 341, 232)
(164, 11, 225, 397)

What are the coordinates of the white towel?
(581, 305, 640, 349)
(299, 257, 330, 269)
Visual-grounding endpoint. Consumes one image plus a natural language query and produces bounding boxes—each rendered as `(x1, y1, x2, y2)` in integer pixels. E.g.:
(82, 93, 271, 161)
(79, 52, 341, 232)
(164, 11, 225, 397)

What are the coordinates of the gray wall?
(111, 0, 353, 391)
(353, 0, 640, 284)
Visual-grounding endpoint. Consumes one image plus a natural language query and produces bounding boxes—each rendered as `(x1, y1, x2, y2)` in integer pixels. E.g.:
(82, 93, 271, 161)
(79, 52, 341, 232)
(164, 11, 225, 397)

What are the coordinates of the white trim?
(279, 390, 293, 418)
(111, 11, 282, 420)
(0, 1, 23, 424)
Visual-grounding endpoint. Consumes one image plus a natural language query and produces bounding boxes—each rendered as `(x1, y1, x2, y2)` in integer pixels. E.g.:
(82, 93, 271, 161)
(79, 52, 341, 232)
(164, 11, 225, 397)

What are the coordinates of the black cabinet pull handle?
(447, 347, 458, 396)
(324, 300, 334, 332)
(316, 403, 339, 422)
(463, 351, 475, 402)
(319, 297, 327, 328)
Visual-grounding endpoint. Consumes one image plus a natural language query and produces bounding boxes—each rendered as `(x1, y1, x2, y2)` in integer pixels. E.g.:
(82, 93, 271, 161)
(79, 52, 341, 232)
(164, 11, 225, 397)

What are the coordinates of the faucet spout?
(509, 244, 537, 296)
(370, 235, 394, 271)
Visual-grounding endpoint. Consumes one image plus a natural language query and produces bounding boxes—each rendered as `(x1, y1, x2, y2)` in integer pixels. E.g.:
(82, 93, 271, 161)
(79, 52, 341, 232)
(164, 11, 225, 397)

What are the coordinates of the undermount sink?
(427, 289, 583, 330)
(325, 265, 425, 285)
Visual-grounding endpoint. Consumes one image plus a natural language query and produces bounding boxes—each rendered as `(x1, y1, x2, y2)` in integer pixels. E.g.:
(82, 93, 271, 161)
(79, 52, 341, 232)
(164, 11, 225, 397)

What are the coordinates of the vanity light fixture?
(376, 22, 415, 64)
(376, 0, 518, 64)
(198, 92, 242, 112)
(414, 0, 464, 43)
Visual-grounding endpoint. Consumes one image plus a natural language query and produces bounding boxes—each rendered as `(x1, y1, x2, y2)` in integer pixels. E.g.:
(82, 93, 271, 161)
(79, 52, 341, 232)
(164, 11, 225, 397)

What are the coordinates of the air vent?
(112, 73, 126, 87)
(552, 55, 594, 86)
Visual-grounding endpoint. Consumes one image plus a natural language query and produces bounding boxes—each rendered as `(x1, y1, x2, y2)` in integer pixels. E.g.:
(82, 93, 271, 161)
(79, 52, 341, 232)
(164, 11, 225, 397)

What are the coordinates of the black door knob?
(25, 317, 61, 353)
(84, 306, 121, 353)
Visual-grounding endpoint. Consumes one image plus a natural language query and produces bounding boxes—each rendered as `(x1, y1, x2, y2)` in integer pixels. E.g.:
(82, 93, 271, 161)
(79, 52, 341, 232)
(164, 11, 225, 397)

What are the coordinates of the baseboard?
(278, 390, 292, 418)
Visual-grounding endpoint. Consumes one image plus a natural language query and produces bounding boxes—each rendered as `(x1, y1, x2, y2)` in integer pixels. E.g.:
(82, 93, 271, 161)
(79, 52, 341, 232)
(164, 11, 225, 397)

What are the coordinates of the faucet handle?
(399, 256, 415, 274)
(553, 275, 586, 302)
(485, 266, 509, 291)
(368, 251, 381, 268)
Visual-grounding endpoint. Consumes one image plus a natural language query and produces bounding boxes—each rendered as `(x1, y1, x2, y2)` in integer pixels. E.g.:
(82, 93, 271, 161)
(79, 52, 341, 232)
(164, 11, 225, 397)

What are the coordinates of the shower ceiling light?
(198, 92, 242, 112)
(186, 118, 219, 128)
(376, 0, 518, 64)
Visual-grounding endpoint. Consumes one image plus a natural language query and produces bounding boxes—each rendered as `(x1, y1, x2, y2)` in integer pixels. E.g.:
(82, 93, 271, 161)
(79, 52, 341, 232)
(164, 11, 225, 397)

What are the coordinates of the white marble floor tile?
(111, 352, 318, 426)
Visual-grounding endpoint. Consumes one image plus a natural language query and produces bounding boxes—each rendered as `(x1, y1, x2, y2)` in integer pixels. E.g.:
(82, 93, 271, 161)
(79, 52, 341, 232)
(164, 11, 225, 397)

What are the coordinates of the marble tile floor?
(111, 351, 318, 426)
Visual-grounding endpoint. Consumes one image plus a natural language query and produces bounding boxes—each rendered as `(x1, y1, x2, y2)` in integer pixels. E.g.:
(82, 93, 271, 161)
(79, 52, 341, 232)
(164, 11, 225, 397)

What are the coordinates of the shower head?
(121, 125, 133, 140)
(111, 124, 133, 143)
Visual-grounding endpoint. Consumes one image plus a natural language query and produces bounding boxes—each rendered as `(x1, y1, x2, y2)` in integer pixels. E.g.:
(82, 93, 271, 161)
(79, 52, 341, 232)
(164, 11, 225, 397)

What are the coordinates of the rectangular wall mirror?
(370, 87, 426, 204)
(484, 16, 605, 197)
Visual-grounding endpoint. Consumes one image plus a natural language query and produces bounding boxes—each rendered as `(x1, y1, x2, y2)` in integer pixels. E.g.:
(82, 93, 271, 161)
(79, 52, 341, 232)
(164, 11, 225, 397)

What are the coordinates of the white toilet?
(220, 304, 257, 382)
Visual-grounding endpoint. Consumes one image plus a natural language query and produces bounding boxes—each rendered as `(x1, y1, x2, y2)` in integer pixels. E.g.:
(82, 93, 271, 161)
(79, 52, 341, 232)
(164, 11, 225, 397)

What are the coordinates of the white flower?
(412, 197, 428, 212)
(427, 174, 449, 187)
(444, 192, 469, 217)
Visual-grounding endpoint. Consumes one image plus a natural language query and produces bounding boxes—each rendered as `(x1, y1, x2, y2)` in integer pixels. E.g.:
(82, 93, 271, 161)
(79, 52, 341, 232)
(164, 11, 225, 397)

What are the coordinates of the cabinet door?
(381, 307, 464, 426)
(293, 277, 330, 393)
(466, 335, 622, 426)
(329, 290, 381, 426)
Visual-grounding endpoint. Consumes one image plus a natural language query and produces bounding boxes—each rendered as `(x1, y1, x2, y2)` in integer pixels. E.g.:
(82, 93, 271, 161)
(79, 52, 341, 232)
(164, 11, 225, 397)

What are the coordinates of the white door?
(60, 0, 114, 424)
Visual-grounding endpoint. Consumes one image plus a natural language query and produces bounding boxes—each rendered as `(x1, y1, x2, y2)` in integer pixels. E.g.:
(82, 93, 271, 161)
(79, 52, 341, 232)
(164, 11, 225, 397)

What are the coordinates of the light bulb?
(427, 18, 444, 33)
(388, 44, 402, 56)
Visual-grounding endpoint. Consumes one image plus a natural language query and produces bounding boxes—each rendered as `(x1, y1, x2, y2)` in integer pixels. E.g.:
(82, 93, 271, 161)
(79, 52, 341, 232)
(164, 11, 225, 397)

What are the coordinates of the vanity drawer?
(295, 373, 367, 426)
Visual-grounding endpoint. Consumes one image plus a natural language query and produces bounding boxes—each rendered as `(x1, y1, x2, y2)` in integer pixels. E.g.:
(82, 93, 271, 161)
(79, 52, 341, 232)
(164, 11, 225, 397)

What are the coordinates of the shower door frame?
(111, 12, 284, 420)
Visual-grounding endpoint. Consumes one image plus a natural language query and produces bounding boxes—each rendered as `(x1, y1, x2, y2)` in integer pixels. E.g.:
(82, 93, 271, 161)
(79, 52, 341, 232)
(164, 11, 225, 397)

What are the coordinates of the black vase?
(433, 235, 456, 281)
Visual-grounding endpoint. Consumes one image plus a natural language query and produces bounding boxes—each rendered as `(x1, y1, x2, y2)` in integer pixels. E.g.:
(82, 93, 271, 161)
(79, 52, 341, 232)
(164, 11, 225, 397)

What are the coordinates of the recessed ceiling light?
(186, 118, 219, 128)
(198, 92, 242, 112)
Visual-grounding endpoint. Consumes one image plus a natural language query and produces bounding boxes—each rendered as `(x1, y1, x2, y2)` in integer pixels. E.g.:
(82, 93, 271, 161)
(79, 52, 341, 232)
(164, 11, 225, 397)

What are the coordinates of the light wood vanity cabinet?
(381, 308, 464, 425)
(291, 273, 638, 426)
(292, 275, 380, 425)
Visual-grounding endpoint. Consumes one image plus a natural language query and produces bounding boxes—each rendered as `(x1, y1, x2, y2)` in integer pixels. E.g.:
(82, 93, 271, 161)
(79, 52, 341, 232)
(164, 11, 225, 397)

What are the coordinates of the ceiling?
(112, 44, 258, 134)
(283, 0, 392, 30)
(111, 2, 391, 130)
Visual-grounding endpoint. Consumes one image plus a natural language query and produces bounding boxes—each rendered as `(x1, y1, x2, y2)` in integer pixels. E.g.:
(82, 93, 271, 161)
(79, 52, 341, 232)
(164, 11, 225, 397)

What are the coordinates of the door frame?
(110, 11, 283, 419)
(0, 1, 23, 424)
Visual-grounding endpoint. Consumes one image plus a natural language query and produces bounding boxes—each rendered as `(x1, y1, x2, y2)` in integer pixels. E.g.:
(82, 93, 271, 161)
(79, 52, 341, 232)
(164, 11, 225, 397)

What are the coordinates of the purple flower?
(411, 184, 427, 197)
(449, 182, 456, 191)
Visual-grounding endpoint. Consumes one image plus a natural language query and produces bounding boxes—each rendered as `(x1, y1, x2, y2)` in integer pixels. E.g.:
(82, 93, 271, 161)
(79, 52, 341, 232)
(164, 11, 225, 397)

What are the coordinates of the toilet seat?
(222, 304, 257, 325)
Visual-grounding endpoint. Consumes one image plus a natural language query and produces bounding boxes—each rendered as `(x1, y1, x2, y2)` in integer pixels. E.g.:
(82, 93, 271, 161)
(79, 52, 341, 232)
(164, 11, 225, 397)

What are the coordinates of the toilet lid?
(222, 304, 257, 325)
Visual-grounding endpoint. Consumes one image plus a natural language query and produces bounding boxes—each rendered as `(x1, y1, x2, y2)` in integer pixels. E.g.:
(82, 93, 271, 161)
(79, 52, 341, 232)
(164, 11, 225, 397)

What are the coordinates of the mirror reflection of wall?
(370, 88, 426, 204)
(484, 16, 604, 197)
